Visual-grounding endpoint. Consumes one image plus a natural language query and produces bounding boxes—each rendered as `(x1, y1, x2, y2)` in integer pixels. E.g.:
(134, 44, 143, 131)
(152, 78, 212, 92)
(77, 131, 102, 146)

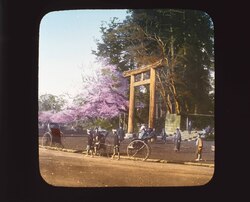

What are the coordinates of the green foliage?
(93, 9, 214, 116)
(88, 118, 118, 131)
(39, 94, 66, 112)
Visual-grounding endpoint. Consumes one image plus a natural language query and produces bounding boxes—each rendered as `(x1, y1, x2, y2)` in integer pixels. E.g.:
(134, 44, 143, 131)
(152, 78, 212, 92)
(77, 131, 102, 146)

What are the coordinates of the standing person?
(188, 120, 192, 134)
(85, 129, 94, 157)
(93, 127, 101, 155)
(93, 127, 99, 139)
(111, 129, 120, 160)
(204, 125, 211, 136)
(148, 128, 157, 143)
(117, 126, 125, 142)
(195, 133, 203, 161)
(174, 127, 182, 152)
(161, 128, 167, 144)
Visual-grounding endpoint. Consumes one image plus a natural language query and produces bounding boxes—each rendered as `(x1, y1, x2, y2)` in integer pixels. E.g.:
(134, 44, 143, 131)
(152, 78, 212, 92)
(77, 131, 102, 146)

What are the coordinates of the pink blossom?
(38, 110, 54, 123)
(39, 64, 129, 123)
(49, 109, 76, 123)
(76, 64, 129, 119)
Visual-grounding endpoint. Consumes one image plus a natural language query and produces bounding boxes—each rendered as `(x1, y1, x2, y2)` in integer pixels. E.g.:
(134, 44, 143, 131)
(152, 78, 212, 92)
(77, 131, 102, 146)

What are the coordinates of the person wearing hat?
(138, 124, 146, 139)
(111, 129, 120, 160)
(195, 132, 203, 161)
(85, 129, 94, 157)
(117, 126, 125, 142)
(174, 127, 182, 152)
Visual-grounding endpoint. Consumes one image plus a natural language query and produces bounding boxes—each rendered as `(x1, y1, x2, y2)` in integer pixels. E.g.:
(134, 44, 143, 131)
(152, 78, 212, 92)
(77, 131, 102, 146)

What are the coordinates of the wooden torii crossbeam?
(123, 59, 163, 133)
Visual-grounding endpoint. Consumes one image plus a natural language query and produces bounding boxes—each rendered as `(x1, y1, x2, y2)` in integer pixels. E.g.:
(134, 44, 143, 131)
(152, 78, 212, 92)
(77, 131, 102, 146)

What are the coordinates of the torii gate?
(123, 59, 163, 133)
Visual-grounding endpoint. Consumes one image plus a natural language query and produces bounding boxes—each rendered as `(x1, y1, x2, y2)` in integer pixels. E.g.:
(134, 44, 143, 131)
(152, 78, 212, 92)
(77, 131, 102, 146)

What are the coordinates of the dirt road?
(39, 148, 214, 187)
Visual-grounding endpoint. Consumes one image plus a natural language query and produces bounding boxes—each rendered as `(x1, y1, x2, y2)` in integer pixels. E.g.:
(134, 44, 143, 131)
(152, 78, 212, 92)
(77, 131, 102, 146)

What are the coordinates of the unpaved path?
(39, 148, 214, 187)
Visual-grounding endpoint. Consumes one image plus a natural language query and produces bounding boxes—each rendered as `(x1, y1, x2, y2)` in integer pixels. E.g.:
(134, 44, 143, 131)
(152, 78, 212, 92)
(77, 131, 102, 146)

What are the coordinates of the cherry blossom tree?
(38, 64, 129, 125)
(49, 109, 77, 124)
(38, 110, 54, 123)
(76, 64, 129, 120)
(38, 108, 77, 124)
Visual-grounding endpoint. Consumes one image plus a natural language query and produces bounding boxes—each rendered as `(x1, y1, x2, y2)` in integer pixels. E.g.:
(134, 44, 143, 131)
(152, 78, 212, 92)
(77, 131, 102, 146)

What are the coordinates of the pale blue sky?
(39, 9, 129, 97)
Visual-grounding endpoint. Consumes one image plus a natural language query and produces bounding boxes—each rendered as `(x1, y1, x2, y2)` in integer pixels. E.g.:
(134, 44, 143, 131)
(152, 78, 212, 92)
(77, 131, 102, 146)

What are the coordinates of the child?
(85, 129, 94, 157)
(195, 133, 203, 161)
(111, 129, 120, 160)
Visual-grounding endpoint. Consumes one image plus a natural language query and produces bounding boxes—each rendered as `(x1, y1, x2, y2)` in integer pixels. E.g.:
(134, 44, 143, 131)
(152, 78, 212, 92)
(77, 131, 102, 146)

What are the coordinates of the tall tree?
(93, 9, 214, 116)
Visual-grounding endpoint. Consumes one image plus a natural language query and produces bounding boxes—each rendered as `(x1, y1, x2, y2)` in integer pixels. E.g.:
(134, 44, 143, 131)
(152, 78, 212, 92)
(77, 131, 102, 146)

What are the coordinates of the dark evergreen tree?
(93, 9, 214, 117)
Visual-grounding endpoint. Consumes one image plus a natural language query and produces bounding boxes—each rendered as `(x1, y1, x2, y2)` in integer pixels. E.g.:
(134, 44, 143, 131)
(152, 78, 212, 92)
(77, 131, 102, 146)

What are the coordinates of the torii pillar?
(123, 60, 163, 134)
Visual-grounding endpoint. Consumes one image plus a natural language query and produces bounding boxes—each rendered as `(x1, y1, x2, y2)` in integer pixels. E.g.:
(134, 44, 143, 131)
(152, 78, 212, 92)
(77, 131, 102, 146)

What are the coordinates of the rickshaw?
(41, 122, 64, 148)
(127, 128, 156, 161)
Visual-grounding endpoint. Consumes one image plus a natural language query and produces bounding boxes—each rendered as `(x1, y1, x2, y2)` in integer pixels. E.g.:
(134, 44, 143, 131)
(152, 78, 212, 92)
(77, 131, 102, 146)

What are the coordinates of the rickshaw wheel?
(127, 139, 150, 161)
(42, 132, 52, 147)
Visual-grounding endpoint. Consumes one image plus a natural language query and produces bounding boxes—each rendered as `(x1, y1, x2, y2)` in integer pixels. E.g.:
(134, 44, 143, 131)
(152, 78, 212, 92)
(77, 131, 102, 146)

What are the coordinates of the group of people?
(173, 127, 204, 161)
(138, 124, 157, 142)
(85, 126, 125, 160)
(85, 127, 107, 157)
(138, 124, 203, 161)
(47, 122, 204, 162)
